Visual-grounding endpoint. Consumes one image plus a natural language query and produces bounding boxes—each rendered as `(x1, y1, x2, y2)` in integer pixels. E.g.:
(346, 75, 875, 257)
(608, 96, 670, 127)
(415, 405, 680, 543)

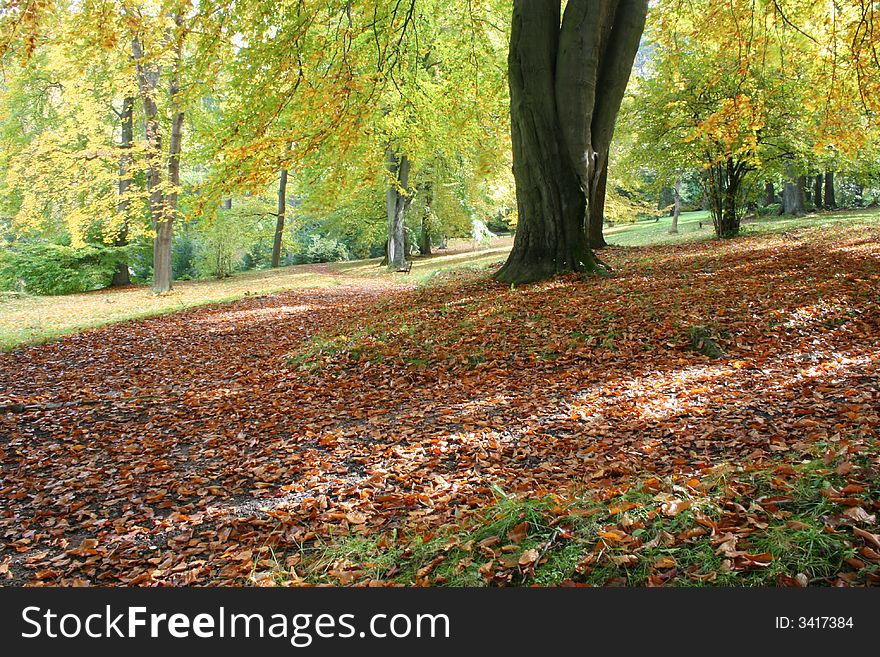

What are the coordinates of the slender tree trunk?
(824, 171, 836, 209)
(764, 181, 775, 206)
(272, 169, 288, 268)
(386, 149, 411, 270)
(419, 184, 433, 255)
(707, 157, 744, 237)
(669, 176, 681, 234)
(158, 37, 184, 294)
(588, 149, 609, 248)
(782, 162, 805, 216)
(813, 174, 823, 210)
(131, 34, 166, 289)
(131, 16, 185, 294)
(111, 96, 134, 287)
(497, 0, 647, 284)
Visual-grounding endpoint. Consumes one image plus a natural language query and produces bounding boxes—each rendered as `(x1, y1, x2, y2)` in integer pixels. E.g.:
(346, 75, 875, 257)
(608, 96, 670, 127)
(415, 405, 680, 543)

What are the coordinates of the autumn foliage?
(1, 221, 878, 586)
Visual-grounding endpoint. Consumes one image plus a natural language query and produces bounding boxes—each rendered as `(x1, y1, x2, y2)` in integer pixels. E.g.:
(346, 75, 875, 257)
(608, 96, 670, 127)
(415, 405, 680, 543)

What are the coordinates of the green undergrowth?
(253, 445, 879, 587)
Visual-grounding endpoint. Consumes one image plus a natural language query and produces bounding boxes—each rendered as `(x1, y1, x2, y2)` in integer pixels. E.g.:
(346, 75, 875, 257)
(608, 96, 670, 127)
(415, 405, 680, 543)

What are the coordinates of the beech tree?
(495, 1, 648, 283)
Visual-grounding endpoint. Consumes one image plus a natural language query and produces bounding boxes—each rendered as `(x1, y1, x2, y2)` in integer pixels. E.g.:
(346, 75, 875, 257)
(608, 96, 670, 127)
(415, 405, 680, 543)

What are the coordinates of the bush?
(172, 233, 199, 281)
(0, 242, 121, 295)
(194, 202, 275, 279)
(758, 203, 781, 216)
(294, 235, 349, 264)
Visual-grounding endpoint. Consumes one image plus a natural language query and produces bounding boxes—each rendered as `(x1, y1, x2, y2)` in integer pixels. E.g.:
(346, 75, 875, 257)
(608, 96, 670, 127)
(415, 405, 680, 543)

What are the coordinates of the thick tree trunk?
(588, 150, 609, 248)
(782, 163, 805, 216)
(497, 0, 647, 284)
(111, 96, 134, 287)
(272, 169, 288, 268)
(386, 149, 411, 270)
(813, 174, 823, 210)
(798, 175, 809, 207)
(824, 171, 836, 209)
(764, 181, 775, 206)
(669, 177, 681, 234)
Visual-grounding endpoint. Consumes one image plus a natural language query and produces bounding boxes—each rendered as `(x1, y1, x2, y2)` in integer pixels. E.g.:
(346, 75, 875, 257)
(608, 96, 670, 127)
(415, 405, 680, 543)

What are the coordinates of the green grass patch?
(259, 451, 879, 587)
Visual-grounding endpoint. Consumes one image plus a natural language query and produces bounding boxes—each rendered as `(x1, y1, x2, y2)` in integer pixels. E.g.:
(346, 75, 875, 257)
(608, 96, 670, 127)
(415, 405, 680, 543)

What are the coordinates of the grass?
(0, 266, 342, 351)
(261, 451, 878, 587)
(604, 206, 880, 247)
(0, 237, 512, 352)
(2, 208, 879, 351)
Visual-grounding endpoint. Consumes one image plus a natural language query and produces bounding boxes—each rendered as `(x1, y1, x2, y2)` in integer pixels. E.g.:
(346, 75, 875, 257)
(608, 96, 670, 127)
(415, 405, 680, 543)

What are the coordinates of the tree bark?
(669, 176, 681, 234)
(496, 0, 647, 284)
(764, 181, 775, 206)
(705, 158, 744, 237)
(824, 171, 836, 209)
(158, 34, 184, 293)
(272, 169, 288, 268)
(782, 162, 805, 216)
(386, 149, 411, 270)
(419, 184, 433, 255)
(588, 149, 609, 248)
(131, 16, 185, 293)
(812, 174, 823, 210)
(131, 33, 167, 290)
(111, 96, 134, 287)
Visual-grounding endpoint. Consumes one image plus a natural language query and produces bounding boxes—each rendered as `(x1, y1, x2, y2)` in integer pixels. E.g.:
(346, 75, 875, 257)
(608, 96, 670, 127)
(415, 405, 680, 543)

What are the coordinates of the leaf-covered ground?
(1, 222, 878, 586)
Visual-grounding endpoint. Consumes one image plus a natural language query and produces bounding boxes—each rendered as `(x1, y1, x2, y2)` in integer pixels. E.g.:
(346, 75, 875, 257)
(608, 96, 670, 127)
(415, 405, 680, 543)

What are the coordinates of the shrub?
(172, 233, 199, 281)
(295, 235, 349, 264)
(0, 242, 121, 295)
(758, 203, 781, 216)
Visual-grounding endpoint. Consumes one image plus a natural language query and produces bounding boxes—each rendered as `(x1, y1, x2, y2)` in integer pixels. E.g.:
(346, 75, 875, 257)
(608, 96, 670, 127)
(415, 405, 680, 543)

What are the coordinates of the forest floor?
(4, 207, 875, 352)
(1, 212, 879, 586)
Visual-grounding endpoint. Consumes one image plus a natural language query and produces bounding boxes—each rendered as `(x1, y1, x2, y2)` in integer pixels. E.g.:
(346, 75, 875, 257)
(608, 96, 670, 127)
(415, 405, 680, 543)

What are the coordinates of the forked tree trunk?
(272, 169, 288, 268)
(705, 157, 745, 237)
(386, 149, 411, 270)
(131, 16, 185, 293)
(588, 150, 609, 248)
(131, 34, 166, 288)
(496, 0, 647, 284)
(111, 96, 134, 287)
(824, 171, 836, 209)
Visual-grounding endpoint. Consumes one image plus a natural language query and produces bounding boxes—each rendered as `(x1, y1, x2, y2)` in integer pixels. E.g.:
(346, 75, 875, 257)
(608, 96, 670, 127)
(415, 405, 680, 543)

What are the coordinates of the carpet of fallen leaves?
(1, 224, 879, 586)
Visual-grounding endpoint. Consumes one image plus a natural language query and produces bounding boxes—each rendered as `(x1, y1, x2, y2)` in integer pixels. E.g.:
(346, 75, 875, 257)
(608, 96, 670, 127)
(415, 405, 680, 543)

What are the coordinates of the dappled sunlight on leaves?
(0, 223, 878, 586)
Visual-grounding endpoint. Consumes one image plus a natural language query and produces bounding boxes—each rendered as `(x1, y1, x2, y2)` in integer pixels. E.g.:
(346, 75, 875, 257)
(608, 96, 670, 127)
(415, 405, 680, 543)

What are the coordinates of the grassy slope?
(0, 238, 513, 351)
(1, 208, 878, 351)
